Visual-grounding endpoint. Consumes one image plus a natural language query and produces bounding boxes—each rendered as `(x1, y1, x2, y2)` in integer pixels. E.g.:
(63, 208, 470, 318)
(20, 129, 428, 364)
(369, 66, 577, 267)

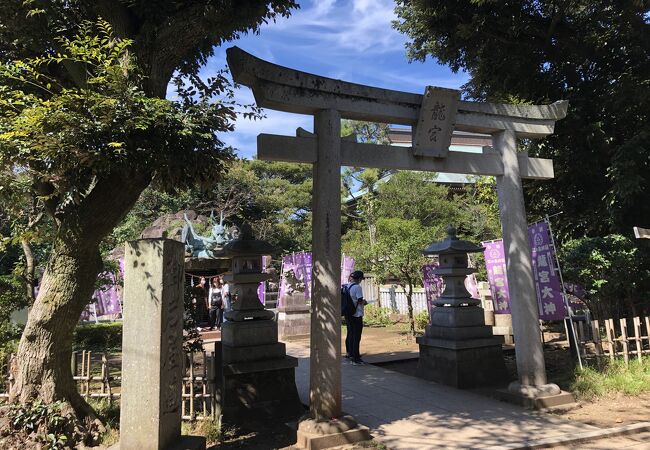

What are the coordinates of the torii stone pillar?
(494, 131, 555, 394)
(311, 109, 343, 419)
(226, 46, 571, 425)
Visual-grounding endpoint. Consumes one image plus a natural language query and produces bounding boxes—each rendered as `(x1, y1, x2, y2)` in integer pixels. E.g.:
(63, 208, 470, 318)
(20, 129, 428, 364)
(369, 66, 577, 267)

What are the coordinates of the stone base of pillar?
(416, 336, 508, 388)
(295, 416, 371, 450)
(222, 360, 304, 420)
(416, 305, 508, 389)
(110, 435, 206, 450)
(495, 381, 578, 411)
(219, 319, 303, 421)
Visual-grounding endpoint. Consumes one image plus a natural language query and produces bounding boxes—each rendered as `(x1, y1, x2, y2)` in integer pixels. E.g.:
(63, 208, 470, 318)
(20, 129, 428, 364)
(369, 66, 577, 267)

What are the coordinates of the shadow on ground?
(207, 416, 300, 450)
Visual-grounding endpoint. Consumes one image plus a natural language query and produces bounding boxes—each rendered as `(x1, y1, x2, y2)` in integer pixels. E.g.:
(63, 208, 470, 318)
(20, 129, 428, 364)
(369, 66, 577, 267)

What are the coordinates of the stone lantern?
(416, 225, 507, 388)
(218, 225, 302, 420)
(222, 229, 275, 322)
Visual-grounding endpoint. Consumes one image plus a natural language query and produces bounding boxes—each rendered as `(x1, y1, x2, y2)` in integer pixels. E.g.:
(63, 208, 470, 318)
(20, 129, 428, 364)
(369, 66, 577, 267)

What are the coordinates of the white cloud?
(197, 0, 468, 159)
(270, 0, 403, 53)
(223, 85, 312, 159)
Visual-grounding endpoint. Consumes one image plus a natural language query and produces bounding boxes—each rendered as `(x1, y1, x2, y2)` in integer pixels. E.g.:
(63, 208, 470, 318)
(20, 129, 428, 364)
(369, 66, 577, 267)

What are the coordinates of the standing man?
(347, 270, 367, 365)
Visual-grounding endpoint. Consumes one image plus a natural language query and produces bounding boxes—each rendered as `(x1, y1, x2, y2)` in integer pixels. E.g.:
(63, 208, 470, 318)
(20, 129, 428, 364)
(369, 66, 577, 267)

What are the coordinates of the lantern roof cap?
(222, 223, 277, 256)
(423, 225, 484, 255)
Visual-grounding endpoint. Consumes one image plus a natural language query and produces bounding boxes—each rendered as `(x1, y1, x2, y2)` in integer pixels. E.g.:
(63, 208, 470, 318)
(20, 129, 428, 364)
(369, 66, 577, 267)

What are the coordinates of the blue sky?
(203, 0, 469, 159)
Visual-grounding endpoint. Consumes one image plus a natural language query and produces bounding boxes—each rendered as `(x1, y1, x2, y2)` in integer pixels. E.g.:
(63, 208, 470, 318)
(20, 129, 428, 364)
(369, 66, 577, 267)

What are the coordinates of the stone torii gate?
(227, 47, 568, 421)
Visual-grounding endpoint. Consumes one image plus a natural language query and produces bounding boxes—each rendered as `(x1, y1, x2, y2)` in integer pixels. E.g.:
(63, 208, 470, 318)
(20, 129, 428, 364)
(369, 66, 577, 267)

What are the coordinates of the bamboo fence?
(1, 350, 217, 422)
(574, 316, 650, 365)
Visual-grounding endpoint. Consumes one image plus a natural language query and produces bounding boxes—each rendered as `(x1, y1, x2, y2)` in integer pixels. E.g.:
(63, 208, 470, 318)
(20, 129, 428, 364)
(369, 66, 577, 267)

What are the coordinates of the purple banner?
(257, 255, 272, 305)
(303, 252, 313, 299)
(80, 270, 123, 322)
(277, 254, 294, 308)
(422, 263, 443, 313)
(528, 221, 566, 320)
(278, 252, 354, 306)
(482, 240, 512, 314)
(341, 255, 355, 285)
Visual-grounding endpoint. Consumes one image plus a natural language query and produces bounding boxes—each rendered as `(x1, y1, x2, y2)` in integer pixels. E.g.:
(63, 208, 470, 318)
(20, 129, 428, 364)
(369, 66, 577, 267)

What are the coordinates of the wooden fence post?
(620, 318, 629, 366)
(633, 317, 643, 362)
(605, 319, 615, 360)
(591, 320, 603, 355)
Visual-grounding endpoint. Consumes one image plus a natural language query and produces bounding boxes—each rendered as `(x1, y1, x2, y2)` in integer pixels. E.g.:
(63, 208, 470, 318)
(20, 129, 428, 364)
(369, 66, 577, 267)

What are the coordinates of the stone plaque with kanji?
(412, 86, 460, 158)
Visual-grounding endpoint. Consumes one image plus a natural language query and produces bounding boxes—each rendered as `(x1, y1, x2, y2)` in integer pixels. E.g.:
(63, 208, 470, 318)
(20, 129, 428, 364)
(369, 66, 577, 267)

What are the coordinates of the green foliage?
(344, 170, 501, 333)
(0, 20, 235, 210)
(560, 235, 650, 319)
(181, 418, 233, 444)
(199, 418, 223, 444)
(394, 1, 650, 238)
(0, 274, 26, 382)
(0, 274, 28, 320)
(341, 120, 390, 145)
(7, 400, 74, 449)
(73, 322, 123, 351)
(414, 310, 430, 332)
(363, 304, 392, 327)
(570, 359, 650, 400)
(109, 159, 314, 255)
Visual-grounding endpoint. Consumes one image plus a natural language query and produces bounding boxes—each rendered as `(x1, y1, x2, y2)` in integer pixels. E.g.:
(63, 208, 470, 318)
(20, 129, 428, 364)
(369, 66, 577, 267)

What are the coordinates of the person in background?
(208, 277, 224, 331)
(220, 274, 231, 322)
(191, 277, 208, 331)
(347, 270, 367, 365)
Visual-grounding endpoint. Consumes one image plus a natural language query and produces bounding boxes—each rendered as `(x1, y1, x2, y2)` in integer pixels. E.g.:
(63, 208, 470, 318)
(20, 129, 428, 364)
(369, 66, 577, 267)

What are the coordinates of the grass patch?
(182, 418, 235, 445)
(87, 397, 121, 446)
(570, 358, 650, 400)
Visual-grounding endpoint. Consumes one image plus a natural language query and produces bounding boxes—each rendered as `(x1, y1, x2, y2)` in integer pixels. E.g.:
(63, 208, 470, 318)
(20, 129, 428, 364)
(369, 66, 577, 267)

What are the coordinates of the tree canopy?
(394, 1, 650, 239)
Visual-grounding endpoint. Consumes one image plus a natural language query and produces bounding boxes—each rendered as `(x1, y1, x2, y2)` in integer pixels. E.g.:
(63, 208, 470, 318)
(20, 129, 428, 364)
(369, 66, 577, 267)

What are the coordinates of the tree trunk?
(10, 171, 150, 421)
(20, 238, 36, 302)
(10, 237, 103, 420)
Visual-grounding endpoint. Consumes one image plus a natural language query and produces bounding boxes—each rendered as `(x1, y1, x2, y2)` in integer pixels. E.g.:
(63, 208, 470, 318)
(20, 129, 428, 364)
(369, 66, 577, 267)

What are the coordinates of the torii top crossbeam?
(227, 46, 567, 137)
(227, 47, 567, 180)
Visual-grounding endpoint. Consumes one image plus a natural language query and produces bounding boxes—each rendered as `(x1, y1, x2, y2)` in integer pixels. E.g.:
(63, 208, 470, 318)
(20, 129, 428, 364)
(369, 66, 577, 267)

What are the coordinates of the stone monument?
(117, 239, 204, 450)
(417, 226, 507, 388)
(277, 269, 311, 339)
(218, 226, 302, 419)
(277, 291, 311, 339)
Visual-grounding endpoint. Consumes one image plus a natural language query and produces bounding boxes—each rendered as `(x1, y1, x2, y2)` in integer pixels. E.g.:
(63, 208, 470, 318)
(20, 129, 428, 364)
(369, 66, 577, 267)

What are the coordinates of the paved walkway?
(285, 342, 649, 449)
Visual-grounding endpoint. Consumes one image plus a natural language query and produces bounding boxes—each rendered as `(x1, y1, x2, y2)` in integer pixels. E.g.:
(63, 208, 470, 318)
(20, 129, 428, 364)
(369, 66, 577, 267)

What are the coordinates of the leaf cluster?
(560, 234, 650, 319)
(344, 170, 501, 287)
(394, 1, 650, 238)
(8, 400, 74, 449)
(0, 20, 235, 230)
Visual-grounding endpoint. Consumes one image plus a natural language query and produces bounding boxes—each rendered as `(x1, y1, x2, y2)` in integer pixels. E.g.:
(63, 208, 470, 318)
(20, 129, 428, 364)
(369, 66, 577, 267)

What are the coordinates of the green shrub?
(570, 358, 650, 400)
(7, 400, 75, 449)
(73, 322, 123, 351)
(0, 325, 20, 388)
(414, 310, 430, 332)
(363, 305, 392, 327)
